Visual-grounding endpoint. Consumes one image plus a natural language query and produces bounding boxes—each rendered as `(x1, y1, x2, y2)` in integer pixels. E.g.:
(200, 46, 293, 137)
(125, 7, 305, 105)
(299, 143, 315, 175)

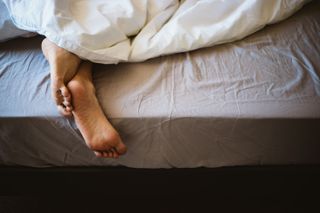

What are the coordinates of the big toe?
(59, 86, 71, 99)
(115, 142, 127, 155)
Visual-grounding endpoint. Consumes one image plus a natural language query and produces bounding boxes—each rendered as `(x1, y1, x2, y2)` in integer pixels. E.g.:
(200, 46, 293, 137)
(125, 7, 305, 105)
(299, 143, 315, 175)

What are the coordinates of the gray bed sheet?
(0, 1, 320, 168)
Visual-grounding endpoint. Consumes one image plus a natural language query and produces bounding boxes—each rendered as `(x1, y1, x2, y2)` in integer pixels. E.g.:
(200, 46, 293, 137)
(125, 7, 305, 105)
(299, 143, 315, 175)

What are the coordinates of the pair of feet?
(42, 38, 127, 158)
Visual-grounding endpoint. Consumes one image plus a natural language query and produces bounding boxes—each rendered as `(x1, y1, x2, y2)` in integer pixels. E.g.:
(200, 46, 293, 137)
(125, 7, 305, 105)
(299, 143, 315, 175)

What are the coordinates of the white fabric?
(2, 0, 311, 63)
(0, 0, 31, 42)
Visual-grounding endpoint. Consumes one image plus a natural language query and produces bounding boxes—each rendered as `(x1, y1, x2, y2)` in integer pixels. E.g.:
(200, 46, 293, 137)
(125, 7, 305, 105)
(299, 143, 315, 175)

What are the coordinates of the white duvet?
(3, 0, 310, 64)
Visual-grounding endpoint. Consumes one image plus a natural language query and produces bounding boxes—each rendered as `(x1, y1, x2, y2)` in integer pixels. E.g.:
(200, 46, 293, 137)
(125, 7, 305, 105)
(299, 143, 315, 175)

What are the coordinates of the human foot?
(68, 62, 127, 158)
(41, 38, 81, 116)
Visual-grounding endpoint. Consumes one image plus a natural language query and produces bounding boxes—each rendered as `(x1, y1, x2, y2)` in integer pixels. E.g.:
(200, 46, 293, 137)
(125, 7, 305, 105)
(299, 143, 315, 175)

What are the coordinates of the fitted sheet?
(0, 1, 320, 168)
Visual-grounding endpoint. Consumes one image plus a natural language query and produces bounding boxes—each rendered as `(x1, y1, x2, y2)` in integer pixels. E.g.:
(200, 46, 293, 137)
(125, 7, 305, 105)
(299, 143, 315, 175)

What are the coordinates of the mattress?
(0, 1, 319, 168)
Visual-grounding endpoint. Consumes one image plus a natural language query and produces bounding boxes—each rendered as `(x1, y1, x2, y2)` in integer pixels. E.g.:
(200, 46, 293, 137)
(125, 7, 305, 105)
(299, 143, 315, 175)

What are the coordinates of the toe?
(64, 95, 72, 103)
(57, 105, 72, 117)
(63, 100, 72, 107)
(102, 151, 111, 158)
(94, 151, 113, 158)
(60, 86, 71, 98)
(109, 149, 116, 158)
(63, 101, 73, 112)
(105, 132, 127, 155)
(53, 89, 64, 105)
(65, 106, 73, 113)
(111, 148, 119, 158)
(94, 151, 103, 157)
(115, 142, 127, 155)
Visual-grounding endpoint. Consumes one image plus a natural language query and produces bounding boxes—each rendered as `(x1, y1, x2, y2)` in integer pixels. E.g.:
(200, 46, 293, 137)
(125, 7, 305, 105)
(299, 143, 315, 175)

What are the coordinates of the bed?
(0, 0, 319, 198)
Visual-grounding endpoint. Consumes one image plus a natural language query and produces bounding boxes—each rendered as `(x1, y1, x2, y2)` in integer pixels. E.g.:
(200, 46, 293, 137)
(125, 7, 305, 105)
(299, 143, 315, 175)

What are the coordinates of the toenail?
(64, 101, 71, 106)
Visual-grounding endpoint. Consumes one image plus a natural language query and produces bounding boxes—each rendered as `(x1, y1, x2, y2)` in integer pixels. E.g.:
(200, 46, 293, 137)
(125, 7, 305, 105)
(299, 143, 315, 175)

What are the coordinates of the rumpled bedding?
(2, 0, 311, 63)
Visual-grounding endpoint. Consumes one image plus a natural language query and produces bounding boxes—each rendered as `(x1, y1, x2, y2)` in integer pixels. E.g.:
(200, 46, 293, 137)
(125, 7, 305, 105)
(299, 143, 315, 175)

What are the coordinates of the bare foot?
(67, 61, 127, 158)
(41, 38, 81, 116)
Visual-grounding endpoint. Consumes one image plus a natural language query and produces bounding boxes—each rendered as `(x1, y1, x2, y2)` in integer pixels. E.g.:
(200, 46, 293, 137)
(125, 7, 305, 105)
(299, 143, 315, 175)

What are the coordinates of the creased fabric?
(2, 0, 311, 64)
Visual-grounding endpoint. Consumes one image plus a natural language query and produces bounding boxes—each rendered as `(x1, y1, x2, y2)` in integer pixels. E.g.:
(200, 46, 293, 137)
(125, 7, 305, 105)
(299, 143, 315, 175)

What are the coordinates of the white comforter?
(3, 0, 310, 64)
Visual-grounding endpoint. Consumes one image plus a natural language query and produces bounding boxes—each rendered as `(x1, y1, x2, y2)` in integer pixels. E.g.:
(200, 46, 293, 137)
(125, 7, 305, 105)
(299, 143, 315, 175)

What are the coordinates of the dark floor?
(0, 195, 317, 213)
(0, 166, 319, 212)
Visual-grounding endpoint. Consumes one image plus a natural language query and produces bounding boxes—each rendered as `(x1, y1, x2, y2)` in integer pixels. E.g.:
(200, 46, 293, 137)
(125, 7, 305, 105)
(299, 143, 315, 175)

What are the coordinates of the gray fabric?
(0, 1, 320, 168)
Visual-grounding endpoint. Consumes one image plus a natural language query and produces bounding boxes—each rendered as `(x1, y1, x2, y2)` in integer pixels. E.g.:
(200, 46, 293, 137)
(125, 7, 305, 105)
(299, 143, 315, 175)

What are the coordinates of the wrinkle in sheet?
(289, 48, 320, 96)
(220, 33, 317, 102)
